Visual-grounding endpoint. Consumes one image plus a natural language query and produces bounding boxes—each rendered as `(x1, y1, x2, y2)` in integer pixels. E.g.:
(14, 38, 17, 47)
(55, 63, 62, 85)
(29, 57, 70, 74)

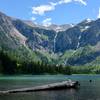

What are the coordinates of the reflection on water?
(0, 75, 100, 100)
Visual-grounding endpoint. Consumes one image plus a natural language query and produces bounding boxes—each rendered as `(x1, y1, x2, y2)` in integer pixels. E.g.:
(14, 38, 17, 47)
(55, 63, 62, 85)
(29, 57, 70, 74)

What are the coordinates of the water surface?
(0, 75, 100, 100)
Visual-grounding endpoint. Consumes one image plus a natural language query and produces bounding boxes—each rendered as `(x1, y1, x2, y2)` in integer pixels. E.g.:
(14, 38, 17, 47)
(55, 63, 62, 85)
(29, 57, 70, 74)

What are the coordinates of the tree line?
(0, 50, 72, 75)
(0, 50, 100, 75)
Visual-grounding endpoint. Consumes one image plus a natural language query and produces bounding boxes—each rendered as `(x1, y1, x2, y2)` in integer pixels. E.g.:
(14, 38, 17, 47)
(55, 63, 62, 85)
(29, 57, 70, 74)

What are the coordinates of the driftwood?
(0, 80, 79, 94)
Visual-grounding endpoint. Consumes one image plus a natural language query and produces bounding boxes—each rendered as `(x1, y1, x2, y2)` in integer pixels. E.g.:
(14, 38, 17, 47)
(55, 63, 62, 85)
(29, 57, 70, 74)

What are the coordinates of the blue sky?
(0, 0, 100, 25)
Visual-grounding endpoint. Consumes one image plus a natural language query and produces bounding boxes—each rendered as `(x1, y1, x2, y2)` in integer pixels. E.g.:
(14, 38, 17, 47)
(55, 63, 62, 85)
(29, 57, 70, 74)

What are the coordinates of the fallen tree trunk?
(0, 80, 79, 94)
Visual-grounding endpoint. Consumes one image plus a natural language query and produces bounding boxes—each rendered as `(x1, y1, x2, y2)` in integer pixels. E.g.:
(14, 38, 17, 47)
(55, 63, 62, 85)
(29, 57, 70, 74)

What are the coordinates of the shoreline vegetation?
(0, 50, 100, 75)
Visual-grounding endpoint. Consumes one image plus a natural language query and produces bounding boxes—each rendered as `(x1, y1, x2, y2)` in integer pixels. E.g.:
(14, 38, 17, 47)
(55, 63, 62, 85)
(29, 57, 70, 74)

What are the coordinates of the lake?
(0, 75, 100, 100)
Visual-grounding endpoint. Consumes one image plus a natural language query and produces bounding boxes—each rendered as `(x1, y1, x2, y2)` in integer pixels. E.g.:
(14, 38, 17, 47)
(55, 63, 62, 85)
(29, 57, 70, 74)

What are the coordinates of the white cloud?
(58, 0, 72, 4)
(74, 0, 87, 6)
(31, 17, 36, 21)
(42, 18, 52, 27)
(49, 2, 58, 6)
(32, 0, 87, 16)
(97, 8, 100, 19)
(32, 4, 55, 15)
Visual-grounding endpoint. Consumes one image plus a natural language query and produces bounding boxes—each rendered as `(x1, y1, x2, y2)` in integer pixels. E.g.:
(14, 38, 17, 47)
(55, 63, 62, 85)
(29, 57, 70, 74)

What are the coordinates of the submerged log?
(0, 80, 79, 94)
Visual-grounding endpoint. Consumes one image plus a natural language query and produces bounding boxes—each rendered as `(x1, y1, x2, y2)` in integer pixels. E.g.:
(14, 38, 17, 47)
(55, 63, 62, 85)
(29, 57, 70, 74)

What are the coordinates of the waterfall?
(64, 33, 82, 65)
(54, 33, 58, 53)
(76, 34, 82, 49)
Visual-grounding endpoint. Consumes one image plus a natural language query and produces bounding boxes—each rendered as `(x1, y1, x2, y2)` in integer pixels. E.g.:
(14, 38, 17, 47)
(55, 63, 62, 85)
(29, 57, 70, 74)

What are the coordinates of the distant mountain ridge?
(0, 11, 100, 66)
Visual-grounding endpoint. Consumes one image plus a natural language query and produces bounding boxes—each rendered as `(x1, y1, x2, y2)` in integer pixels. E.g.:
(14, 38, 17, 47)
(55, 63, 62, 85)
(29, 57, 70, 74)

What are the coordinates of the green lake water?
(0, 75, 100, 100)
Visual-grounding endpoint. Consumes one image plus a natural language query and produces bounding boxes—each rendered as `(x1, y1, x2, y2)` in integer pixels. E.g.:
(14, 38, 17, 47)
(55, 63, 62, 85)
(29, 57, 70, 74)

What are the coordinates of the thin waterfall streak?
(54, 33, 58, 52)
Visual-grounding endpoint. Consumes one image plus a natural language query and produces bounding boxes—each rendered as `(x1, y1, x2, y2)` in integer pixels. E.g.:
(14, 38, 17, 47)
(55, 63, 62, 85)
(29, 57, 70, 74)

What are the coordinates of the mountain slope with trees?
(0, 11, 100, 74)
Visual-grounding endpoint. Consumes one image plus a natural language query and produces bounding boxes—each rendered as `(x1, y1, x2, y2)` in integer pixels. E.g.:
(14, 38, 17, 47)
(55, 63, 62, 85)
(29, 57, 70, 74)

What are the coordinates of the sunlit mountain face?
(0, 11, 100, 66)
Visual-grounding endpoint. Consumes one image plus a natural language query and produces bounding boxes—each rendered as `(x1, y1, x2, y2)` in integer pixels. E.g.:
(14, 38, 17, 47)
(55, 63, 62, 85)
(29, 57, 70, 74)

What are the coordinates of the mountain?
(0, 12, 26, 47)
(0, 11, 48, 62)
(58, 19, 100, 66)
(0, 11, 100, 67)
(43, 24, 73, 32)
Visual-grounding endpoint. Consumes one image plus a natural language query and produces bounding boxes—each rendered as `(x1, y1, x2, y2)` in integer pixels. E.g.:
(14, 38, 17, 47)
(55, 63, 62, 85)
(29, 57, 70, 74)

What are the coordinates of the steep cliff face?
(0, 12, 26, 49)
(55, 19, 100, 53)
(13, 19, 56, 52)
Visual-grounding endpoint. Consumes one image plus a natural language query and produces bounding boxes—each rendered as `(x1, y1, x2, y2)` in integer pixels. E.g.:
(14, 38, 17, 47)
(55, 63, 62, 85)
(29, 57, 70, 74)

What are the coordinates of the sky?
(0, 0, 100, 26)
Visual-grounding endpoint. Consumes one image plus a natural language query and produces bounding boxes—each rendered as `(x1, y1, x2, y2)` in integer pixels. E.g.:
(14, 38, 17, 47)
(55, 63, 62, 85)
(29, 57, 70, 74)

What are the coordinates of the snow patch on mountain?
(81, 26, 90, 32)
(85, 18, 92, 23)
